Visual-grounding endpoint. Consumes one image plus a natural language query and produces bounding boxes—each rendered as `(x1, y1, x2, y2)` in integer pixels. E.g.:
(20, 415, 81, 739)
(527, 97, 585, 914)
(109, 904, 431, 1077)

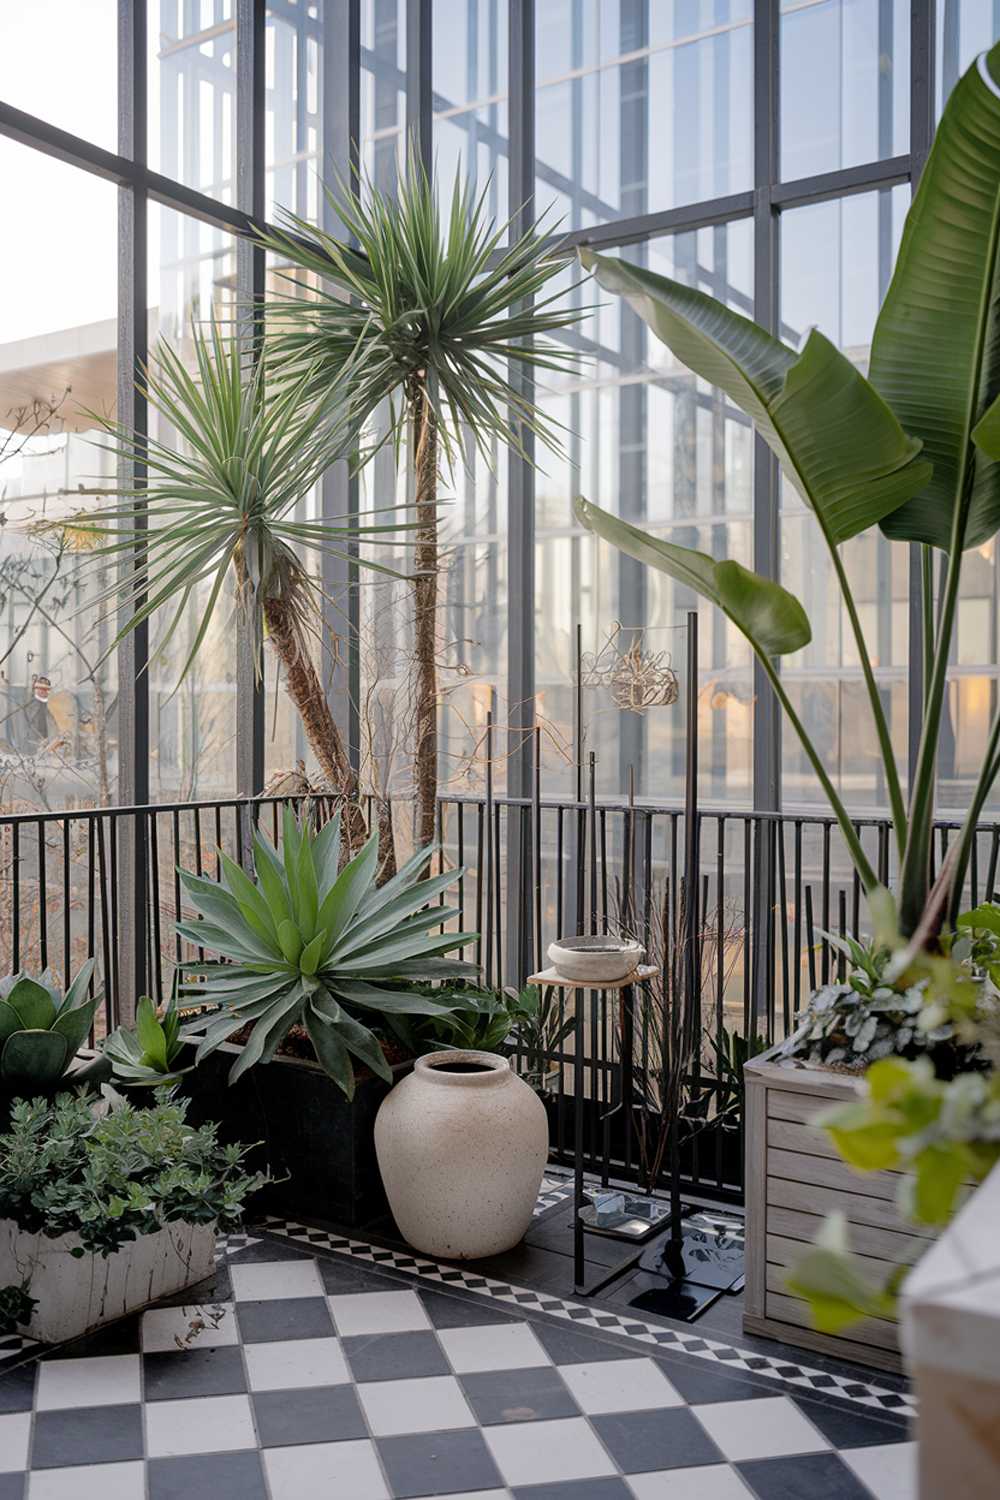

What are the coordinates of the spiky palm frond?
(257, 155, 587, 468)
(179, 807, 479, 1098)
(77, 316, 409, 683)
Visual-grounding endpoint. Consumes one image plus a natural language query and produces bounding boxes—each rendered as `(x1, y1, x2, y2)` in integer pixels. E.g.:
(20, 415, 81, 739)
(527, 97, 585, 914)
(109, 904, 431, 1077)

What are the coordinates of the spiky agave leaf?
(103, 993, 192, 1088)
(180, 810, 478, 1098)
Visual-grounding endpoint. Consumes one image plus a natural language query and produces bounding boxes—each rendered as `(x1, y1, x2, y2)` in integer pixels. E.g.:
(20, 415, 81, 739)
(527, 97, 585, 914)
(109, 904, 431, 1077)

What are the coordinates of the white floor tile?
(244, 1335, 350, 1391)
(263, 1439, 390, 1500)
(484, 1415, 618, 1486)
(140, 1302, 238, 1352)
(0, 1412, 30, 1471)
(692, 1396, 831, 1462)
(28, 1461, 146, 1500)
(229, 1258, 324, 1302)
(36, 1354, 141, 1411)
(628, 1467, 752, 1499)
(438, 1321, 550, 1374)
(558, 1358, 683, 1414)
(358, 1374, 476, 1436)
(328, 1290, 431, 1336)
(842, 1441, 918, 1500)
(145, 1393, 257, 1458)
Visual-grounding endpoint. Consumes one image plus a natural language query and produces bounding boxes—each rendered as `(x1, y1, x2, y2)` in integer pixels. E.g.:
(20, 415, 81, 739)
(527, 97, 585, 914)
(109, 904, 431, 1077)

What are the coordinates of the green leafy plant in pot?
(179, 807, 478, 1099)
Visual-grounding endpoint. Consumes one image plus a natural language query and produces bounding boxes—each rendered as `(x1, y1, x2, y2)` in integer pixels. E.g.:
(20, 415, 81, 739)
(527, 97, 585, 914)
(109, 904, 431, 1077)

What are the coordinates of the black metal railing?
(3, 788, 998, 1203)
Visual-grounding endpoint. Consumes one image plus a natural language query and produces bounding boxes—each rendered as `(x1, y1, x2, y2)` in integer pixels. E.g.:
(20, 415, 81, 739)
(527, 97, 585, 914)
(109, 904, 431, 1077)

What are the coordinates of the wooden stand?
(527, 964, 659, 1296)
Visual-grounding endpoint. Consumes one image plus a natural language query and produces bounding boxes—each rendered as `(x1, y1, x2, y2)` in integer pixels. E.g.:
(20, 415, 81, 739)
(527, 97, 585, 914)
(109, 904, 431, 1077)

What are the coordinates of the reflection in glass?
(362, 0, 407, 193)
(149, 0, 236, 202)
(535, 1, 753, 228)
(0, 1, 117, 149)
(433, 0, 509, 222)
(0, 141, 118, 816)
(937, 0, 1000, 116)
(781, 0, 909, 181)
(147, 206, 238, 801)
(266, 3, 324, 222)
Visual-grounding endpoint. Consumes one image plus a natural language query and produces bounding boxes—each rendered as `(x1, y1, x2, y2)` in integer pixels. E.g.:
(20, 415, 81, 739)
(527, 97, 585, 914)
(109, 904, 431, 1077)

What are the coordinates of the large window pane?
(363, 0, 406, 193)
(0, 141, 118, 816)
(538, 221, 754, 804)
(0, 2, 117, 149)
(937, 0, 1000, 115)
(535, 2, 753, 230)
(266, 2, 325, 223)
(147, 205, 239, 801)
(433, 0, 509, 223)
(149, 0, 236, 202)
(779, 187, 909, 812)
(781, 0, 909, 181)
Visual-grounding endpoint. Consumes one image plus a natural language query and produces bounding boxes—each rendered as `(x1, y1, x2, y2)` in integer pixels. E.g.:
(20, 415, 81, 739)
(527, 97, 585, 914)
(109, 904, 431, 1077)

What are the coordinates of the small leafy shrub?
(0, 1092, 266, 1257)
(0, 1283, 38, 1336)
(707, 1026, 769, 1121)
(104, 992, 191, 1087)
(0, 961, 105, 1090)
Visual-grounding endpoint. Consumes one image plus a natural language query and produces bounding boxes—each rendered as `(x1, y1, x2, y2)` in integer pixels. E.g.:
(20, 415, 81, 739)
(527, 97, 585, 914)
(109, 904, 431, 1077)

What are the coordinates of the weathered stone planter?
(0, 1220, 215, 1344)
(182, 1042, 409, 1228)
(744, 1049, 931, 1373)
(902, 1161, 1000, 1499)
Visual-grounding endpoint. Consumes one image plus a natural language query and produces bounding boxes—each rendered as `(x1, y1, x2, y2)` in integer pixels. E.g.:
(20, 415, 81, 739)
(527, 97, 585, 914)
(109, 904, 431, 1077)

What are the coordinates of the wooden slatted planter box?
(744, 1051, 929, 1374)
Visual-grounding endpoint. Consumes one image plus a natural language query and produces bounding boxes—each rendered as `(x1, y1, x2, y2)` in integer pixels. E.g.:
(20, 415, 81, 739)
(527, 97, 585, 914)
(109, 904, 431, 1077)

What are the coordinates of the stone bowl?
(547, 935, 645, 984)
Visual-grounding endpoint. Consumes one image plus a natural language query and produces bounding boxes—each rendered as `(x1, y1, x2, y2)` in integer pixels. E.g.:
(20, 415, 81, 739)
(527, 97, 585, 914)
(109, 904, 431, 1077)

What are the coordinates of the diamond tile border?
(258, 1216, 917, 1422)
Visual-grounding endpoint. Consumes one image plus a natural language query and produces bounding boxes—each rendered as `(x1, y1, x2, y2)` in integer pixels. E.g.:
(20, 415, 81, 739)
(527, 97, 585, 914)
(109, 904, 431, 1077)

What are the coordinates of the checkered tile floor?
(0, 1229, 914, 1498)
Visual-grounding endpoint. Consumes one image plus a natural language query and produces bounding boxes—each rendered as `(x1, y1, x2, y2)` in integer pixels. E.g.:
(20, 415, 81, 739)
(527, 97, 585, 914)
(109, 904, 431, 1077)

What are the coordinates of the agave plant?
(77, 317, 406, 819)
(257, 156, 586, 847)
(0, 961, 104, 1091)
(178, 807, 478, 1097)
(103, 992, 191, 1088)
(575, 42, 1000, 949)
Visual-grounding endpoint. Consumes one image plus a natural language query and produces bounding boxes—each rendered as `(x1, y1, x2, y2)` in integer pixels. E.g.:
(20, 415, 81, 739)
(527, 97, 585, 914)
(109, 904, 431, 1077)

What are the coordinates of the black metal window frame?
(0, 0, 938, 1003)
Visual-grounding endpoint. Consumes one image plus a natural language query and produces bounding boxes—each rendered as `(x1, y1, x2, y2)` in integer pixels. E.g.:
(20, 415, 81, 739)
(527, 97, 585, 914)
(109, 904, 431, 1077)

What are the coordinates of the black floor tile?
(738, 1451, 873, 1499)
(460, 1365, 580, 1425)
(418, 1288, 519, 1329)
(148, 1450, 269, 1500)
(591, 1406, 725, 1474)
(317, 1257, 401, 1295)
(31, 1403, 144, 1468)
(512, 1481, 634, 1499)
(0, 1475, 24, 1500)
(236, 1296, 334, 1343)
(0, 1362, 35, 1413)
(253, 1383, 368, 1446)
(228, 1238, 313, 1265)
(791, 1393, 913, 1448)
(531, 1321, 635, 1365)
(40, 1313, 143, 1360)
(651, 1353, 775, 1405)
(342, 1330, 450, 1382)
(377, 1427, 505, 1498)
(144, 1345, 248, 1401)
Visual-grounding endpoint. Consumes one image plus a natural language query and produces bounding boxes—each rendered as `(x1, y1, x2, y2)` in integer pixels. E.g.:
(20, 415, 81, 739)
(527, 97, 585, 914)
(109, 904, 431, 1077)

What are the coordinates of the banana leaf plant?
(76, 318, 408, 835)
(0, 961, 107, 1092)
(255, 154, 586, 849)
(178, 807, 478, 1098)
(576, 42, 1000, 948)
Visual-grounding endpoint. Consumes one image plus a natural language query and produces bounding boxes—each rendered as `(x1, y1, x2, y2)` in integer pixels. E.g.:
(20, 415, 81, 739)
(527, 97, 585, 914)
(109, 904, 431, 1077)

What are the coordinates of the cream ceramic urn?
(374, 1049, 549, 1259)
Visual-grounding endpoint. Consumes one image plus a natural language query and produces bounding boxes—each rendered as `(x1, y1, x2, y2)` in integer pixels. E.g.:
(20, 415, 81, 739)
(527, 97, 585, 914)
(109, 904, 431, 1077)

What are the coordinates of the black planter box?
(181, 1043, 408, 1228)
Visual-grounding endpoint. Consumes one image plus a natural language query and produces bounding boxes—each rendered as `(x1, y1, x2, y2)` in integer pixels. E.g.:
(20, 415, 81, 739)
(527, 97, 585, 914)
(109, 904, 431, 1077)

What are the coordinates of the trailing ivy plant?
(0, 1092, 266, 1258)
(574, 42, 1000, 948)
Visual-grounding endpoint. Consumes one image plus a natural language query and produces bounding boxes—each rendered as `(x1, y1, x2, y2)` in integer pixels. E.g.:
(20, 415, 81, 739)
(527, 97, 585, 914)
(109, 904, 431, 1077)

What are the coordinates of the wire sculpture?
(579, 622, 680, 713)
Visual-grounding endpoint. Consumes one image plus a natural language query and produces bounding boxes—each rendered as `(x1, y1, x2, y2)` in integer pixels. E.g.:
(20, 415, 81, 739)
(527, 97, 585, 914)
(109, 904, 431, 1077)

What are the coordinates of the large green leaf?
(574, 498, 810, 657)
(51, 994, 101, 1058)
(870, 43, 1000, 549)
(578, 249, 930, 547)
(4, 977, 57, 1031)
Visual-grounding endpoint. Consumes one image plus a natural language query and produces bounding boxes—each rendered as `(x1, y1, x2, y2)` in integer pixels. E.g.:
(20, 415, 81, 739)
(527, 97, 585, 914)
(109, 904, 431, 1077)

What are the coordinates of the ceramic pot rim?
(415, 1049, 511, 1086)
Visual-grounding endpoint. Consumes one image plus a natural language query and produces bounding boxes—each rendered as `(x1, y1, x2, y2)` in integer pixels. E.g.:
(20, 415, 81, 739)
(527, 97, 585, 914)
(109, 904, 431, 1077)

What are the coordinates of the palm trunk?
(408, 372, 439, 850)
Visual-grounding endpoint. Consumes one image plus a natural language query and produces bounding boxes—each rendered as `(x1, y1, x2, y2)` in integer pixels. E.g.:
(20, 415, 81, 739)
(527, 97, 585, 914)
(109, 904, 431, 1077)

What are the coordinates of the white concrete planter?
(1, 1219, 216, 1344)
(374, 1049, 548, 1260)
(902, 1161, 1000, 1499)
(547, 936, 644, 984)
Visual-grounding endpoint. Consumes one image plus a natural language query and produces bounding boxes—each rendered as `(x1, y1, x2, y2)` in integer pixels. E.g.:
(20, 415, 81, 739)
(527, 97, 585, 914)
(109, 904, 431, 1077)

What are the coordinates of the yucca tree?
(257, 156, 585, 846)
(179, 807, 477, 1097)
(576, 43, 1000, 947)
(79, 317, 406, 821)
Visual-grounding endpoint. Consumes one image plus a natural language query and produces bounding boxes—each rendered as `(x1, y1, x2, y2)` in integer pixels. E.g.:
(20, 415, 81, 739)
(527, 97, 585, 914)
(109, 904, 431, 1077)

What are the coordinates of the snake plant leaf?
(870, 43, 1000, 549)
(5, 977, 57, 1031)
(2, 1030, 69, 1085)
(578, 249, 930, 547)
(574, 497, 810, 658)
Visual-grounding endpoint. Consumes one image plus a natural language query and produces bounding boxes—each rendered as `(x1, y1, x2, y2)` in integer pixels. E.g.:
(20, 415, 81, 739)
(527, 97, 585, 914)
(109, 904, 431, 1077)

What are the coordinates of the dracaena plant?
(78, 317, 406, 820)
(256, 155, 585, 848)
(178, 807, 478, 1098)
(576, 43, 1000, 949)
